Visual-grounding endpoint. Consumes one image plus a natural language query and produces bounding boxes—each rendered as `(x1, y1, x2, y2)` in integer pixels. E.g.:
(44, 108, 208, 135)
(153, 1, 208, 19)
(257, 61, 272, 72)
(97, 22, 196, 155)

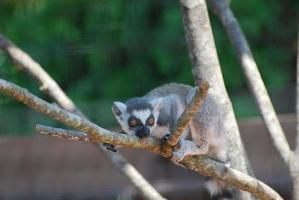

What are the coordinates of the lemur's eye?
(146, 116, 155, 126)
(128, 117, 138, 127)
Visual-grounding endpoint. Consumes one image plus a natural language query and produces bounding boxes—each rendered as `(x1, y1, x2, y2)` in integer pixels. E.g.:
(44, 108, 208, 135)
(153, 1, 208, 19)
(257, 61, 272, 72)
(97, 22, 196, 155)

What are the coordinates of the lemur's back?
(144, 83, 192, 104)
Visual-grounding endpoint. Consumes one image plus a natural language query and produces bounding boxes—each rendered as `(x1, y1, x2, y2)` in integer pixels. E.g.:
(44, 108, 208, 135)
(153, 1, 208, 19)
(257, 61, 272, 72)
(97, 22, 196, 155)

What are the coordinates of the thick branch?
(0, 33, 165, 200)
(167, 82, 209, 146)
(0, 79, 283, 200)
(208, 0, 291, 165)
(179, 0, 253, 182)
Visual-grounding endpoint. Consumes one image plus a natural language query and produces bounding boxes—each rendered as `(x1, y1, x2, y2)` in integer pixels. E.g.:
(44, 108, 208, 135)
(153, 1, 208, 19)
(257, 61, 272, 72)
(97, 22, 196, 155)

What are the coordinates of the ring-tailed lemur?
(112, 83, 234, 199)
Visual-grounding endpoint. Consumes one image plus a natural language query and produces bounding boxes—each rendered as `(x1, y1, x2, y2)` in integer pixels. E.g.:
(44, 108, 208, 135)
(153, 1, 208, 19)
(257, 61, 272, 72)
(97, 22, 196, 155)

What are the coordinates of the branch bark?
(179, 0, 253, 184)
(208, 0, 291, 165)
(0, 33, 166, 200)
(0, 78, 283, 200)
(167, 81, 209, 146)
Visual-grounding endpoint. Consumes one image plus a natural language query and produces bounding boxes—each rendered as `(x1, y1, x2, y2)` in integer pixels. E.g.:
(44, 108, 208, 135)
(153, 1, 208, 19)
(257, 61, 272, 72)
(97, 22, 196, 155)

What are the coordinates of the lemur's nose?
(136, 125, 150, 138)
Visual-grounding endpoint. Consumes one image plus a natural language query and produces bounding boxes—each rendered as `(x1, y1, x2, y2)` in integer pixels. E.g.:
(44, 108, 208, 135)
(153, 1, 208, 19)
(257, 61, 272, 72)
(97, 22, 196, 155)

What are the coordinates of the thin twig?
(208, 0, 291, 165)
(38, 125, 90, 142)
(167, 81, 209, 146)
(0, 79, 283, 200)
(0, 33, 166, 200)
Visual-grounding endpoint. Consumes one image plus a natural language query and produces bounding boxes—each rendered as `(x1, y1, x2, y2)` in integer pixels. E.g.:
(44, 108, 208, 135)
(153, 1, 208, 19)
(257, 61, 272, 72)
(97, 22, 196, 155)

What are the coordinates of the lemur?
(112, 83, 234, 199)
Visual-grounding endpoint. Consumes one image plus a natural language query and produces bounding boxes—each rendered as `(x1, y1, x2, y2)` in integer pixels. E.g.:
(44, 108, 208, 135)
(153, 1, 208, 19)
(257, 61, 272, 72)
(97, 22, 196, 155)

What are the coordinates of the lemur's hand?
(161, 133, 171, 142)
(171, 140, 207, 164)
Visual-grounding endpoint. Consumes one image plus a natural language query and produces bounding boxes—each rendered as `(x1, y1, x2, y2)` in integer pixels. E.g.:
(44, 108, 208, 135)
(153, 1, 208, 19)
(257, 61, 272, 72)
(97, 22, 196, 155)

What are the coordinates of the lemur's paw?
(103, 143, 117, 152)
(171, 140, 205, 164)
(161, 133, 171, 142)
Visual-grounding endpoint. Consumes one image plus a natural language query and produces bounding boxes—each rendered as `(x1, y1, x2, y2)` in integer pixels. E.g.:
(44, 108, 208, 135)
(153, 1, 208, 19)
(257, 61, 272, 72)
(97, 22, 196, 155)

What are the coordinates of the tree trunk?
(179, 0, 253, 199)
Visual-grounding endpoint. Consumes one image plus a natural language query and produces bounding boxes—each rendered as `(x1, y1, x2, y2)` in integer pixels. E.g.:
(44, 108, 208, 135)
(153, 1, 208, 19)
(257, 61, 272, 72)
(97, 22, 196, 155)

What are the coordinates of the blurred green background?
(0, 0, 298, 135)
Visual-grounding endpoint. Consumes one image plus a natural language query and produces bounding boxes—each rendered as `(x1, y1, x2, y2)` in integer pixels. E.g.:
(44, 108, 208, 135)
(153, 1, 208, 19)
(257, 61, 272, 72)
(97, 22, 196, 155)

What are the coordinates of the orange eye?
(129, 118, 138, 127)
(147, 116, 155, 126)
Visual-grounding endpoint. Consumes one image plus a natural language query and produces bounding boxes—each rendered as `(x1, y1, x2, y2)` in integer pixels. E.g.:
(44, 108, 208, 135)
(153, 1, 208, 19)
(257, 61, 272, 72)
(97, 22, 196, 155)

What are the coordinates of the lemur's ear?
(150, 98, 162, 111)
(112, 101, 127, 116)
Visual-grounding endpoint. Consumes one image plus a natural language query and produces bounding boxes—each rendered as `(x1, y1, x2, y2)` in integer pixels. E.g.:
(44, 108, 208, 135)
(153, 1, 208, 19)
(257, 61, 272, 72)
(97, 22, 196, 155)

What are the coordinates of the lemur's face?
(112, 98, 161, 138)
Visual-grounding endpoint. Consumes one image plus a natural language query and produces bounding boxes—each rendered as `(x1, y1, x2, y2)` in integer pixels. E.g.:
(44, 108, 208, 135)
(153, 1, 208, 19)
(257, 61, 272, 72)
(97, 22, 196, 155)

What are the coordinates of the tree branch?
(37, 125, 90, 142)
(0, 79, 283, 200)
(0, 33, 83, 116)
(167, 81, 209, 146)
(0, 33, 166, 200)
(179, 0, 253, 188)
(208, 0, 291, 165)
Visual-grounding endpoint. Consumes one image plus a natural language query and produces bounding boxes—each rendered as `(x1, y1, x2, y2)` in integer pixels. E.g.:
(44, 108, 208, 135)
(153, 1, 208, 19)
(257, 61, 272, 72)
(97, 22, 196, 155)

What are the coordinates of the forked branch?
(0, 33, 166, 200)
(0, 79, 283, 200)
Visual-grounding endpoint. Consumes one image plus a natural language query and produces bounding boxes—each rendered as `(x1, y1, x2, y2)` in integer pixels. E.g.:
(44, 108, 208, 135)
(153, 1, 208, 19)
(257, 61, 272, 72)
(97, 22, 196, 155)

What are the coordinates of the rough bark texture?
(179, 0, 252, 180)
(167, 81, 209, 146)
(0, 33, 166, 200)
(208, 0, 291, 165)
(0, 79, 283, 200)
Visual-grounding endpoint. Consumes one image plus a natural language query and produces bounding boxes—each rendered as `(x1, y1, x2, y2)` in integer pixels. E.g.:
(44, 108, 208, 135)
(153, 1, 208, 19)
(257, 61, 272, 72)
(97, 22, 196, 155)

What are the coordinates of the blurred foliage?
(0, 0, 298, 134)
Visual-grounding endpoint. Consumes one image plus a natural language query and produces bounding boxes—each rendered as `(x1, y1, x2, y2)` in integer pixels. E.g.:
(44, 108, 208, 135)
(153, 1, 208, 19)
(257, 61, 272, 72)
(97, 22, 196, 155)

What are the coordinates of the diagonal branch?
(167, 81, 209, 146)
(0, 33, 83, 116)
(208, 0, 291, 165)
(0, 78, 283, 200)
(0, 33, 166, 200)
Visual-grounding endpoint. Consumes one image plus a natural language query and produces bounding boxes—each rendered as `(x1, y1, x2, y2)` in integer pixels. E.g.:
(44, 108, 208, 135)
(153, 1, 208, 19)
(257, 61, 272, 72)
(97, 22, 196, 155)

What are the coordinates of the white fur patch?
(132, 109, 151, 124)
(205, 180, 222, 196)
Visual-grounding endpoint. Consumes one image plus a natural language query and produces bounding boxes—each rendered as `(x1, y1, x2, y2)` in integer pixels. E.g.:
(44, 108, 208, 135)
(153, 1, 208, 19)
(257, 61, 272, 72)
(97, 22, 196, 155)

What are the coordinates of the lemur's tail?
(205, 178, 235, 200)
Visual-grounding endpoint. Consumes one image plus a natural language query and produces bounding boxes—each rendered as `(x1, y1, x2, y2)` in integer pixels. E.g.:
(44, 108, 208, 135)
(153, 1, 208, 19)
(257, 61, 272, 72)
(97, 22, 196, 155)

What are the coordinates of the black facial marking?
(128, 116, 141, 128)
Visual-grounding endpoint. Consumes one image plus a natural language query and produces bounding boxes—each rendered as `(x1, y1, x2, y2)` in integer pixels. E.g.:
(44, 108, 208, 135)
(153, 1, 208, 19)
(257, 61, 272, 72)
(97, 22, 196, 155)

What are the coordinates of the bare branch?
(167, 81, 209, 146)
(0, 33, 166, 200)
(36, 124, 283, 200)
(36, 125, 166, 200)
(37, 125, 90, 142)
(208, 0, 292, 165)
(0, 33, 83, 116)
(0, 79, 283, 200)
(179, 0, 253, 185)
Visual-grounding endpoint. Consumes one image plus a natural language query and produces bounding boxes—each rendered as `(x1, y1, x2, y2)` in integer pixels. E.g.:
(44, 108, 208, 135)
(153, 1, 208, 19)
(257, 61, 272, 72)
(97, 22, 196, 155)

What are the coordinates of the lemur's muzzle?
(136, 125, 150, 138)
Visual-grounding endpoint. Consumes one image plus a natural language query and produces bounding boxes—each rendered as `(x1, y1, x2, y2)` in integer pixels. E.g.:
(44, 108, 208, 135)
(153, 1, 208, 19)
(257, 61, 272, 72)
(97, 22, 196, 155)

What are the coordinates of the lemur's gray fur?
(112, 83, 233, 199)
